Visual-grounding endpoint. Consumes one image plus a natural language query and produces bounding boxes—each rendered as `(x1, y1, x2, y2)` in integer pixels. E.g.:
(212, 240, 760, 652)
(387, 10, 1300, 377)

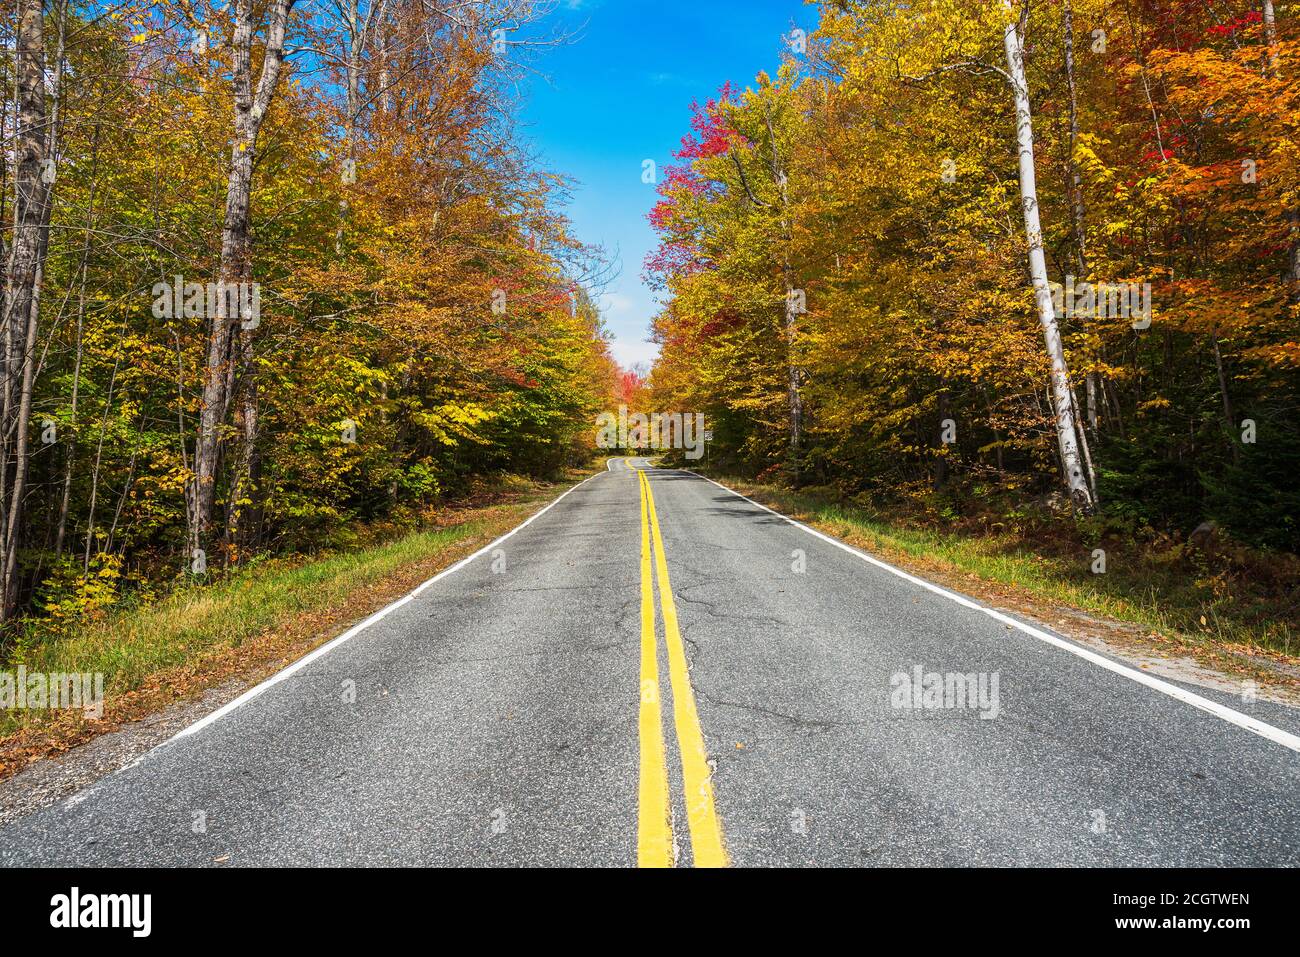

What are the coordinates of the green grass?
(19, 525, 473, 680)
(719, 480, 1298, 661)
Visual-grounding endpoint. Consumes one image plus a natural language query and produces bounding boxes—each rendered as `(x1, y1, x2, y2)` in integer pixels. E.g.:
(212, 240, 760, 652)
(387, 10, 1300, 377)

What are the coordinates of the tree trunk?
(188, 0, 296, 567)
(55, 132, 99, 559)
(1071, 383, 1098, 501)
(1001, 0, 1096, 514)
(1263, 1, 1279, 76)
(784, 282, 802, 474)
(1212, 336, 1240, 465)
(0, 0, 53, 618)
(763, 102, 803, 483)
(1063, 0, 1087, 277)
(934, 386, 950, 491)
(1063, 0, 1103, 431)
(1260, 1, 1299, 298)
(1062, 0, 1106, 447)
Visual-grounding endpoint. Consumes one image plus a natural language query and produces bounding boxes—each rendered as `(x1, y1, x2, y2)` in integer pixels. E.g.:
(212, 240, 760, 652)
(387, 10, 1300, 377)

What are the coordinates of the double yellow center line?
(636, 467, 728, 868)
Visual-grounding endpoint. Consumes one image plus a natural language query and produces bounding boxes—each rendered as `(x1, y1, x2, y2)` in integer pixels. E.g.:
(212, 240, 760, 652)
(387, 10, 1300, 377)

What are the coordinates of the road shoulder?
(0, 468, 602, 816)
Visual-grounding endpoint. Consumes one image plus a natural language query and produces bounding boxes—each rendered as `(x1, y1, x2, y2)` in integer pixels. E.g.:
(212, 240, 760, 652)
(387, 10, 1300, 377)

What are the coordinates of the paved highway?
(1, 459, 1297, 866)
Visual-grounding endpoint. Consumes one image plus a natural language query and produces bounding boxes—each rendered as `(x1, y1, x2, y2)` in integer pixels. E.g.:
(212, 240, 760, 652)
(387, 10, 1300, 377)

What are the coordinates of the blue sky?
(520, 0, 816, 371)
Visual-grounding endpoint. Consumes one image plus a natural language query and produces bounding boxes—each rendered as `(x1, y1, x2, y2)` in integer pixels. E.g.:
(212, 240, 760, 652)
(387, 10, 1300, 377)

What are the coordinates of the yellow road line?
(640, 469, 729, 868)
(637, 468, 674, 867)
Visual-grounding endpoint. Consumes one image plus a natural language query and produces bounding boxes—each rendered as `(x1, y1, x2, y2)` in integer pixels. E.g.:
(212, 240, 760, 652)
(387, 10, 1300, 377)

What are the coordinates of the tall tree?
(999, 0, 1095, 512)
(1, 0, 56, 617)
(190, 0, 298, 565)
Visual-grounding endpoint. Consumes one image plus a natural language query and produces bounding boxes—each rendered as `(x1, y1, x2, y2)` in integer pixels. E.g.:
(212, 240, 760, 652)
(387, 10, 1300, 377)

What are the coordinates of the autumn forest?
(0, 0, 1297, 658)
(0, 0, 622, 639)
(647, 0, 1300, 560)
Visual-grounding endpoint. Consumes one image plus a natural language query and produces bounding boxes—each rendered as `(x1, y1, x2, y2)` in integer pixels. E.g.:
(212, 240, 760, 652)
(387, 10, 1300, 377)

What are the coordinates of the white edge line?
(683, 470, 1300, 754)
(146, 470, 605, 753)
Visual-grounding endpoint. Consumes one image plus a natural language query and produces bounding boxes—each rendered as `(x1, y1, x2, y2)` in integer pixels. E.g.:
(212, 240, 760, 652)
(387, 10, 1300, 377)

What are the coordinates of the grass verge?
(0, 467, 596, 778)
(705, 475, 1300, 691)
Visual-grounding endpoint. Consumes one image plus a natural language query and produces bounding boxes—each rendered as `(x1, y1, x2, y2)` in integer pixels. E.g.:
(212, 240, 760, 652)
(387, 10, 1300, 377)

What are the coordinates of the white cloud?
(609, 337, 660, 371)
(599, 292, 634, 317)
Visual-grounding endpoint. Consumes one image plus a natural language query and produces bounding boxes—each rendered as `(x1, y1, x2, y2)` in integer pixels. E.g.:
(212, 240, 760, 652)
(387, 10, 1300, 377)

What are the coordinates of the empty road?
(2, 459, 1297, 866)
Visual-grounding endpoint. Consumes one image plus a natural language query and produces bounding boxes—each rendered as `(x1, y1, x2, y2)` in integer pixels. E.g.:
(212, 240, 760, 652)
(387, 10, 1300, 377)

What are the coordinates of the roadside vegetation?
(0, 4, 618, 668)
(0, 468, 595, 776)
(701, 471, 1299, 681)
(642, 0, 1299, 671)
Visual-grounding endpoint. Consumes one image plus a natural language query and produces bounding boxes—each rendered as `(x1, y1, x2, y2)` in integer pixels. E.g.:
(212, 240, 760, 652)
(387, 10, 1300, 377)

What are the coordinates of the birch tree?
(189, 0, 298, 564)
(888, 0, 1098, 511)
(1, 0, 56, 618)
(1263, 0, 1279, 74)
(999, 0, 1095, 513)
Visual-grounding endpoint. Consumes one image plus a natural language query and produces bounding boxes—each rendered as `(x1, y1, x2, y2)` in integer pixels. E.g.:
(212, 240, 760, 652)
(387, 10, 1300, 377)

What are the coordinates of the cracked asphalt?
(1, 459, 1298, 866)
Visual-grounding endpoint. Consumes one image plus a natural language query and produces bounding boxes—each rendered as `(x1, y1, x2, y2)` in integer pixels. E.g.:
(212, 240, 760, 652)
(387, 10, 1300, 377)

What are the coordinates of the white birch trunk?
(1001, 0, 1096, 513)
(1263, 1, 1279, 75)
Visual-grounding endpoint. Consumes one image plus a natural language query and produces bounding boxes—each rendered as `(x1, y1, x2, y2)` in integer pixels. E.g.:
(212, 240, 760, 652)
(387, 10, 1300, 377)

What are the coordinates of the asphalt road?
(2, 459, 1298, 866)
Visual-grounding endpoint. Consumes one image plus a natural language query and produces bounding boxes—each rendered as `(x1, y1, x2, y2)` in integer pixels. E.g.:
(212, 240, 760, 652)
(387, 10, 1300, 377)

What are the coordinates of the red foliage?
(697, 309, 744, 340)
(643, 85, 740, 288)
(1137, 0, 1262, 52)
(676, 83, 739, 161)
(1206, 10, 1261, 37)
(619, 368, 645, 401)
